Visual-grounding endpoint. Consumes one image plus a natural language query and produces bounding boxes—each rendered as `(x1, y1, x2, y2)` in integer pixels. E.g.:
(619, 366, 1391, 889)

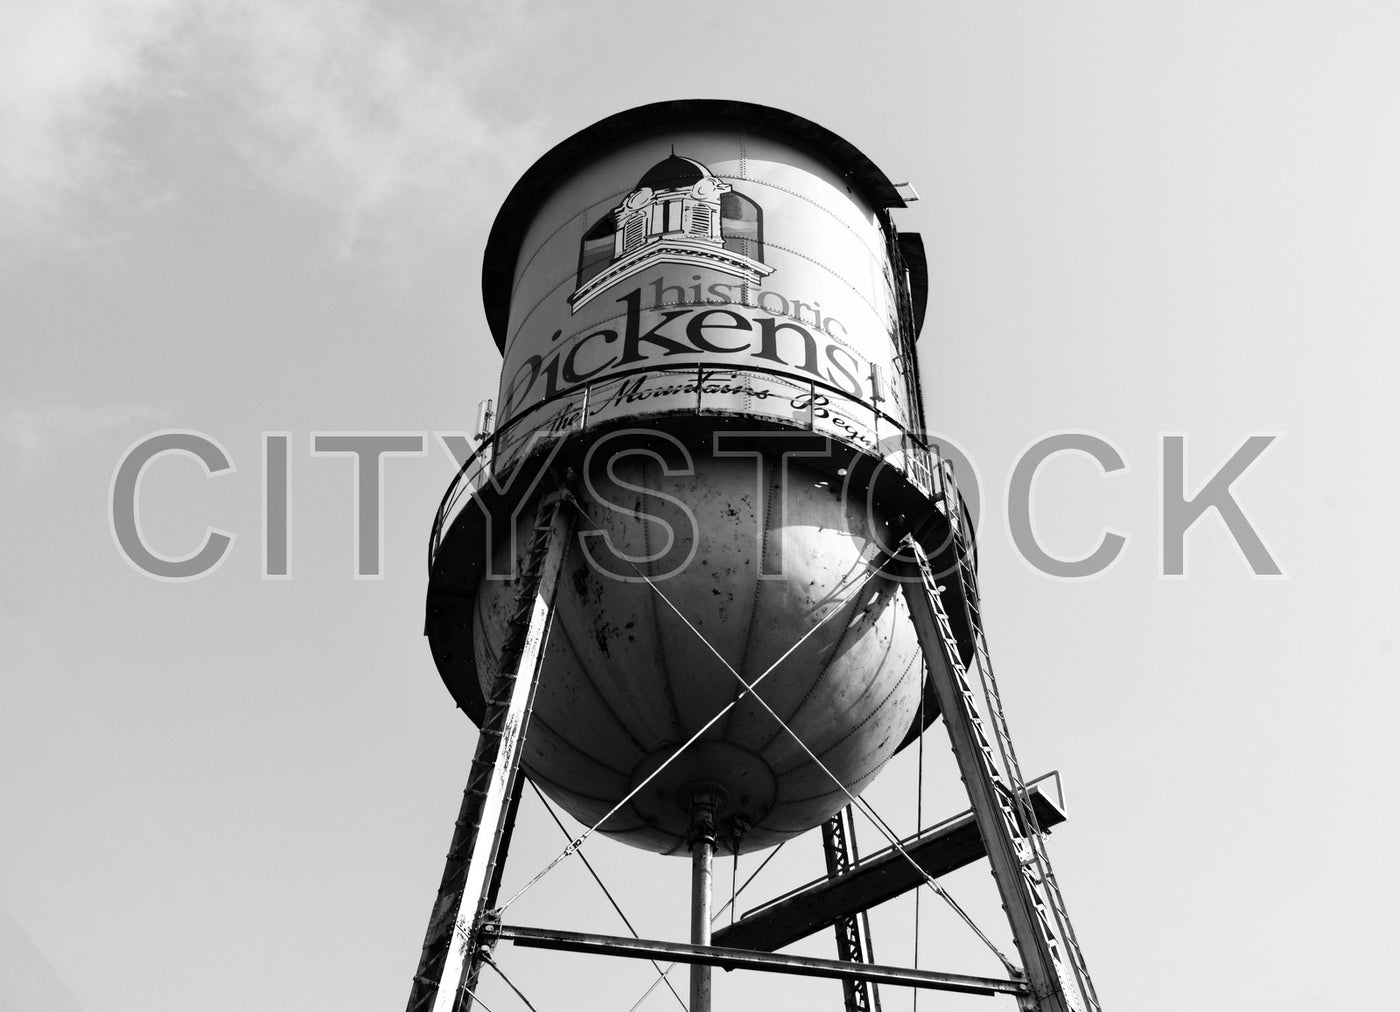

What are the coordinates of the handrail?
(429, 361, 944, 572)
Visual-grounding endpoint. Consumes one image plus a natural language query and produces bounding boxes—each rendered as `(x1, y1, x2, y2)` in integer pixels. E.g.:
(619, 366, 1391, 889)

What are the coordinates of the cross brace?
(486, 924, 1029, 998)
(713, 781, 1066, 954)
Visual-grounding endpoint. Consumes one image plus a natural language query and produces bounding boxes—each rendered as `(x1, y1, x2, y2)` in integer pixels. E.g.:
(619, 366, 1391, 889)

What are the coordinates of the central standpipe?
(687, 787, 723, 1012)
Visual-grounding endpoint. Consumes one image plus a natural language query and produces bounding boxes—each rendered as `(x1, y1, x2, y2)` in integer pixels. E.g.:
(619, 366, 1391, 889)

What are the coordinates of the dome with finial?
(636, 153, 710, 191)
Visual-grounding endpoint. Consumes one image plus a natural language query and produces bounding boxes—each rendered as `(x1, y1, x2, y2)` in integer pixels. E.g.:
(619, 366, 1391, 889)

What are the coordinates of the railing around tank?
(429, 361, 943, 571)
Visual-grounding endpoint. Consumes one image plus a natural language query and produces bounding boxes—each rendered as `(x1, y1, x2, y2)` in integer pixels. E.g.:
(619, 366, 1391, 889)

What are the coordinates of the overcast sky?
(2, 2, 1397, 1011)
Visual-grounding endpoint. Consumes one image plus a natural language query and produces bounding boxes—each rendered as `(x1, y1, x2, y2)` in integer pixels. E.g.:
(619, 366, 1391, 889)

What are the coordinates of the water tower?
(409, 100, 1101, 1012)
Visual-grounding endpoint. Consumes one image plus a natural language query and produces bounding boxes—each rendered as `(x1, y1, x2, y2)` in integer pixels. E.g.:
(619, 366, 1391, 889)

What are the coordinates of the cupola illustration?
(570, 152, 772, 312)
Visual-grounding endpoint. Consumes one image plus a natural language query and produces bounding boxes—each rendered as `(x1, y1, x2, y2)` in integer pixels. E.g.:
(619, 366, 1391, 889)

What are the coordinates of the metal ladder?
(899, 470, 1099, 1012)
(941, 490, 1101, 1012)
(408, 490, 575, 1012)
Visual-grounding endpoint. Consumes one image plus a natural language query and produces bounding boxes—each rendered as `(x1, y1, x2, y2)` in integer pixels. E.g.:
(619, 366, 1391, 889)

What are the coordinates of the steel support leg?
(822, 806, 881, 1012)
(899, 541, 1088, 1012)
(407, 490, 575, 1012)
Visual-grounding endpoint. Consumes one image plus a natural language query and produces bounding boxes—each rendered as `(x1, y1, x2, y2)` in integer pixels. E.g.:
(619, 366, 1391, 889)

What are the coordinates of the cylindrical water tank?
(428, 100, 948, 854)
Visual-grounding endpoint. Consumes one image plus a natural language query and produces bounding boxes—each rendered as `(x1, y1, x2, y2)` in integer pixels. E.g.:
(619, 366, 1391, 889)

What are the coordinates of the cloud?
(202, 0, 546, 257)
(1, 0, 548, 260)
(0, 0, 189, 253)
(0, 395, 166, 469)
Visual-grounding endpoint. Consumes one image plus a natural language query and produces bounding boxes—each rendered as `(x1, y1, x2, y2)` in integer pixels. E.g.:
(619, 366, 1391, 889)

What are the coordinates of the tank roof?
(480, 98, 911, 351)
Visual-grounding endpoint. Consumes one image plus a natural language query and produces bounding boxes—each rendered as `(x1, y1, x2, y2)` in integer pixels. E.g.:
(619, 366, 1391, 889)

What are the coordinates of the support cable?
(481, 953, 543, 1012)
(492, 516, 867, 917)
(716, 841, 785, 924)
(528, 780, 688, 1012)
(626, 967, 682, 1012)
(459, 984, 500, 1012)
(485, 496, 1011, 974)
(913, 667, 926, 1012)
(624, 557, 1018, 975)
